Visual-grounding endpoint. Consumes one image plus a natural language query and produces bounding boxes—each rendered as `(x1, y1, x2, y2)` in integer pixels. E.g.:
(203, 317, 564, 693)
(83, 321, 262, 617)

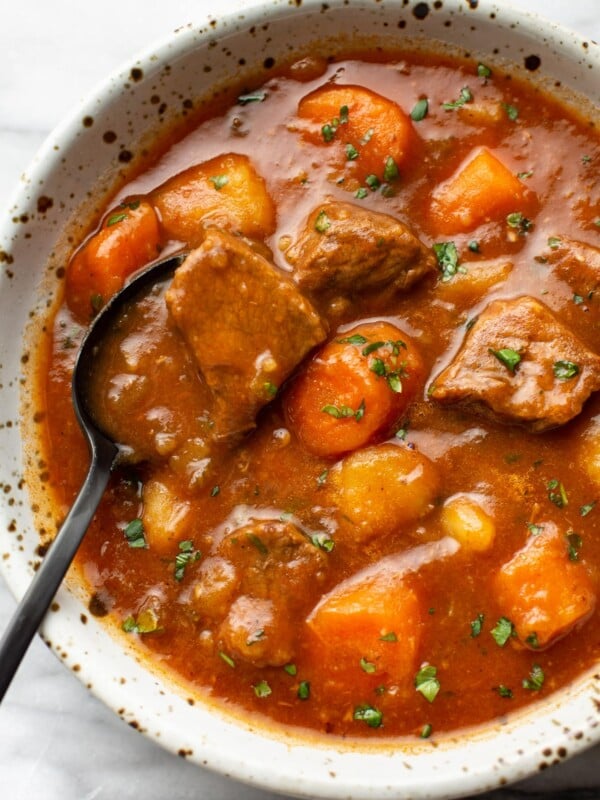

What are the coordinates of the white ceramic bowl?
(1, 1, 600, 797)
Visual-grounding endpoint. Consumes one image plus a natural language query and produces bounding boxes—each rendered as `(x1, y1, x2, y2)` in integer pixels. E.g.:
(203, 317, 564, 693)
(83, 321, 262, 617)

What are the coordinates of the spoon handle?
(0, 439, 117, 702)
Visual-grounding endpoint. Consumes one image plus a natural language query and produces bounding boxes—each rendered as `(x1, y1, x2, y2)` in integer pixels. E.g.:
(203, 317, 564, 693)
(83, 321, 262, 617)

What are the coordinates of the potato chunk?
(440, 493, 495, 552)
(152, 152, 275, 246)
(494, 522, 596, 649)
(142, 474, 192, 553)
(328, 443, 440, 543)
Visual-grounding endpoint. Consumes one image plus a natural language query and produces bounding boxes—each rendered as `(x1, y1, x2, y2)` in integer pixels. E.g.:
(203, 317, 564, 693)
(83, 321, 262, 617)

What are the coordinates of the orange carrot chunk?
(284, 321, 425, 458)
(494, 521, 596, 650)
(306, 565, 422, 691)
(297, 84, 417, 184)
(429, 147, 534, 234)
(65, 199, 160, 321)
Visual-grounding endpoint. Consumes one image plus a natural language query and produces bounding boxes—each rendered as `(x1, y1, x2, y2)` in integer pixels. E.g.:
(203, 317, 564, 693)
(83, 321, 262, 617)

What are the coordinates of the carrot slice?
(65, 199, 160, 321)
(297, 84, 417, 185)
(429, 147, 534, 234)
(284, 321, 425, 457)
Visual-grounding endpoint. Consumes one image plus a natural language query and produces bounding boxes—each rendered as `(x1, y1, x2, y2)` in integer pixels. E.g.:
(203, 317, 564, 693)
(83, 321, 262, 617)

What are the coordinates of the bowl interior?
(1, 1, 600, 798)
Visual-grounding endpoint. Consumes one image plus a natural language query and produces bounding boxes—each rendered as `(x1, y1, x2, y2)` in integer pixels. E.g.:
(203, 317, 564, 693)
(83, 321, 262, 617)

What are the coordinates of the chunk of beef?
(430, 296, 600, 431)
(284, 201, 435, 297)
(535, 236, 600, 353)
(193, 519, 328, 667)
(166, 229, 327, 440)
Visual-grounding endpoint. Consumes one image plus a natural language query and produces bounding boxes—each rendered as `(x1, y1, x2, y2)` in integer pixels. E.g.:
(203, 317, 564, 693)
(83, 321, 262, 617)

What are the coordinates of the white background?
(1, 2, 599, 798)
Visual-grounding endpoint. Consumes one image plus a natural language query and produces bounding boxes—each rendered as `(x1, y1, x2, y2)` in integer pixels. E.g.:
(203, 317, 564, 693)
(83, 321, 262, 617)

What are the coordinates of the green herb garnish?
(353, 704, 383, 727)
(489, 347, 521, 373)
(491, 616, 514, 647)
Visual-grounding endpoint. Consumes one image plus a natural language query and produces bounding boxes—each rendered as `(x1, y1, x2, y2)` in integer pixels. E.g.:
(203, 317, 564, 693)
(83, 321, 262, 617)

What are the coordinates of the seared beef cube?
(430, 296, 600, 431)
(284, 201, 435, 296)
(194, 519, 328, 667)
(166, 229, 327, 440)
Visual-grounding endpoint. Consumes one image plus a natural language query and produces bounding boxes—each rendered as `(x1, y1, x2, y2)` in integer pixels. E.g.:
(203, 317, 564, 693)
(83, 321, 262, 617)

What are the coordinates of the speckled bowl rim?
(1, 1, 600, 798)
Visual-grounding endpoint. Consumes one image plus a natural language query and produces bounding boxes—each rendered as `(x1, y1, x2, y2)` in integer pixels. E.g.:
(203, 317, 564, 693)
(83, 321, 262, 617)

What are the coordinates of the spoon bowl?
(0, 251, 187, 701)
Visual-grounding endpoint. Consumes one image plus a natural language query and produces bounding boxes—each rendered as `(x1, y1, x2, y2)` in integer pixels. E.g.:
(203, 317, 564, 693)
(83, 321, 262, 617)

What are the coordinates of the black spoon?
(0, 251, 187, 702)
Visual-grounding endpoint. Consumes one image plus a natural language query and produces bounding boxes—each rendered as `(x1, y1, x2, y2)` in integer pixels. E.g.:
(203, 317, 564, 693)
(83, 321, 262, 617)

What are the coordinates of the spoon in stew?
(0, 251, 187, 702)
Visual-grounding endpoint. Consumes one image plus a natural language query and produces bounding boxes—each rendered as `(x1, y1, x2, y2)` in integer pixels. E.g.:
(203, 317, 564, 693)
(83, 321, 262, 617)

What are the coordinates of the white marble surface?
(1, 1, 599, 798)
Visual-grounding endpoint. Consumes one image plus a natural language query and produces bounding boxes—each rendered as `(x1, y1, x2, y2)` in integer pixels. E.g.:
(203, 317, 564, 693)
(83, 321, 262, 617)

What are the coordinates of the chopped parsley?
(321, 400, 365, 421)
(106, 212, 128, 227)
(489, 347, 521, 373)
(527, 522, 544, 536)
(547, 236, 562, 250)
(547, 479, 568, 508)
(253, 680, 272, 698)
(522, 664, 545, 691)
(383, 156, 400, 182)
(355, 187, 369, 199)
(219, 651, 236, 668)
(525, 632, 539, 649)
(553, 360, 579, 380)
(566, 531, 583, 561)
(345, 143, 359, 161)
(320, 104, 349, 142)
(263, 381, 278, 397)
(360, 657, 377, 674)
(123, 518, 147, 549)
(502, 103, 519, 121)
(314, 209, 331, 233)
(297, 680, 311, 700)
(174, 540, 201, 582)
(491, 616, 515, 647)
(209, 174, 229, 190)
(470, 612, 484, 638)
(247, 532, 268, 555)
(237, 90, 267, 105)
(495, 685, 513, 699)
(316, 469, 329, 486)
(477, 63, 492, 79)
(353, 704, 383, 728)
(122, 608, 160, 634)
(337, 333, 368, 345)
(311, 532, 335, 552)
(420, 723, 433, 738)
(580, 501, 596, 517)
(365, 174, 381, 191)
(414, 664, 440, 703)
(379, 631, 397, 642)
(410, 98, 429, 121)
(283, 663, 297, 676)
(506, 211, 533, 234)
(433, 241, 462, 281)
(360, 127, 373, 144)
(210, 485, 220, 497)
(442, 86, 473, 110)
